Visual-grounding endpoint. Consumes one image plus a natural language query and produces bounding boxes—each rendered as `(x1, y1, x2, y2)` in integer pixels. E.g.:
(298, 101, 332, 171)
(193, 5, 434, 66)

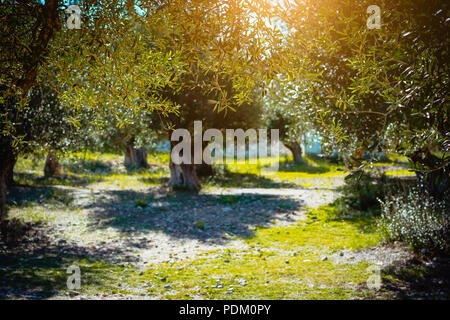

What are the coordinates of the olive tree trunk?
(124, 137, 149, 170)
(285, 142, 303, 164)
(44, 151, 62, 177)
(168, 139, 201, 191)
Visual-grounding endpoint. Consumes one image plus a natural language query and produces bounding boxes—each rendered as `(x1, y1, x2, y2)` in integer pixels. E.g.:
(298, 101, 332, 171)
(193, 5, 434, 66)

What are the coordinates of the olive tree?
(146, 0, 282, 190)
(263, 80, 314, 163)
(160, 81, 263, 190)
(0, 0, 180, 229)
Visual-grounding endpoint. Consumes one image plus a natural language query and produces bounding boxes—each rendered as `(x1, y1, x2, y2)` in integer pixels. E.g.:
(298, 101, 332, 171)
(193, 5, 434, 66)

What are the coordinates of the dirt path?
(4, 174, 443, 300)
(42, 183, 339, 266)
(6, 173, 416, 270)
(8, 175, 413, 266)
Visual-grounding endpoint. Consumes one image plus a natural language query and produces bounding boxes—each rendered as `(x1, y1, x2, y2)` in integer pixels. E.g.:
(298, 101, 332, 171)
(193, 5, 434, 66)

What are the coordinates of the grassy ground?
(1, 151, 444, 300)
(0, 203, 385, 299)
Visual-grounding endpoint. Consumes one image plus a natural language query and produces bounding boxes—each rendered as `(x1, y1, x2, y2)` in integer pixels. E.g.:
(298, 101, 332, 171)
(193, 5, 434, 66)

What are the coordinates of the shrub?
(341, 171, 385, 212)
(340, 170, 414, 213)
(378, 188, 449, 254)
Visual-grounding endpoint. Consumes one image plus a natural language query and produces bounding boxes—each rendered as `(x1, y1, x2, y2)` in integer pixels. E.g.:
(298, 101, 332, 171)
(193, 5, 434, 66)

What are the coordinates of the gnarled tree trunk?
(124, 137, 149, 170)
(168, 161, 201, 191)
(169, 159, 184, 186)
(168, 139, 201, 191)
(285, 142, 303, 164)
(44, 151, 62, 177)
(180, 163, 201, 190)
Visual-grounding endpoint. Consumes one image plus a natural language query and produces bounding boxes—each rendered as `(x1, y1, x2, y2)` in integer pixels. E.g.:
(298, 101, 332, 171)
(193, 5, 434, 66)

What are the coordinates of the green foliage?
(159, 82, 263, 137)
(341, 171, 387, 212)
(339, 169, 418, 215)
(275, 0, 449, 171)
(151, 0, 280, 112)
(263, 79, 314, 153)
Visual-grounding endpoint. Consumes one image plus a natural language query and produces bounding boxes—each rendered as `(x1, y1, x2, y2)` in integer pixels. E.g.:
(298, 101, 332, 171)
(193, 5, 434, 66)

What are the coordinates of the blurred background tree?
(263, 79, 314, 163)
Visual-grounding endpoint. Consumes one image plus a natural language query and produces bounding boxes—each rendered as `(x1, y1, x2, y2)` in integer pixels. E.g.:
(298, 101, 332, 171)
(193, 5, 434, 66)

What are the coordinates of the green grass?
(246, 203, 381, 250)
(203, 155, 347, 189)
(385, 169, 415, 176)
(1, 202, 388, 299)
(3, 151, 420, 299)
(226, 155, 346, 179)
(0, 254, 137, 299)
(125, 204, 382, 299)
(126, 251, 377, 299)
(14, 152, 413, 191)
(14, 152, 170, 189)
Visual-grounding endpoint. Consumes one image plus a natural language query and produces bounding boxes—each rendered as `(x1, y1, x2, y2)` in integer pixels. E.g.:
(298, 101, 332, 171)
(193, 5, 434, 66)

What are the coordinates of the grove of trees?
(1, 0, 449, 235)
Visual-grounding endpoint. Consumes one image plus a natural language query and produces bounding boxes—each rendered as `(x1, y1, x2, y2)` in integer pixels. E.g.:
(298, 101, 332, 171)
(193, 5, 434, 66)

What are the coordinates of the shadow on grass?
(137, 167, 170, 185)
(7, 185, 76, 208)
(14, 172, 102, 188)
(277, 155, 342, 174)
(15, 164, 169, 190)
(66, 157, 166, 176)
(138, 176, 170, 186)
(305, 198, 381, 235)
(85, 188, 305, 243)
(0, 220, 130, 299)
(203, 170, 298, 188)
(381, 257, 450, 299)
